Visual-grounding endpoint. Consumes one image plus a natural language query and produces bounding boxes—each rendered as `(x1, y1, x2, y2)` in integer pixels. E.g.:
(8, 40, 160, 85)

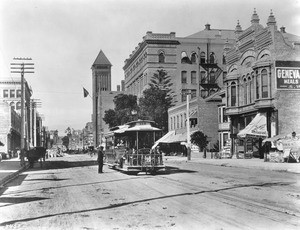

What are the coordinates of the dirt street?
(0, 154, 299, 230)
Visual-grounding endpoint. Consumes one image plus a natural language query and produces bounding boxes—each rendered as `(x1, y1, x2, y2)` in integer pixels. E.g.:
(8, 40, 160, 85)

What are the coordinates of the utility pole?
(11, 58, 34, 152)
(186, 93, 191, 160)
(31, 99, 42, 147)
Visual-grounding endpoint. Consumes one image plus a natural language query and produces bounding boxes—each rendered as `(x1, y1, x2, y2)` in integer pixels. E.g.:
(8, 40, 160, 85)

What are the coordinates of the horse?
(26, 147, 47, 168)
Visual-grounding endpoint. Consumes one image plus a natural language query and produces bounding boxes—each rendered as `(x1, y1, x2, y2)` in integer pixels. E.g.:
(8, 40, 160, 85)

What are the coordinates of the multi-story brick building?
(0, 76, 33, 150)
(224, 10, 300, 157)
(0, 101, 21, 154)
(124, 25, 236, 150)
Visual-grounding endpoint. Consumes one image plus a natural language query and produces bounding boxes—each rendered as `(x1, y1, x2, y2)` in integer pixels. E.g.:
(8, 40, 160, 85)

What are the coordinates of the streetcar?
(104, 120, 165, 175)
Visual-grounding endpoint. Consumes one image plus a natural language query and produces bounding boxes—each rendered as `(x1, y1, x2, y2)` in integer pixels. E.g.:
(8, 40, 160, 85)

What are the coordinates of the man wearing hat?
(97, 146, 104, 173)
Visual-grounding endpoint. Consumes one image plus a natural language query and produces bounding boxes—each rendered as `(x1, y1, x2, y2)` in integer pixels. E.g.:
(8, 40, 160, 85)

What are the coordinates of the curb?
(0, 164, 29, 188)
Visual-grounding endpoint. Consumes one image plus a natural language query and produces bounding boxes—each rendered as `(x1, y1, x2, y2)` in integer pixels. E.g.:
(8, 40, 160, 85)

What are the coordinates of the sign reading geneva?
(276, 68, 300, 89)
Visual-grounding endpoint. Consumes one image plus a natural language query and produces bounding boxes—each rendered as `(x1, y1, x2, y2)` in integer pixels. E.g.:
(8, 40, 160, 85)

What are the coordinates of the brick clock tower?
(91, 50, 112, 147)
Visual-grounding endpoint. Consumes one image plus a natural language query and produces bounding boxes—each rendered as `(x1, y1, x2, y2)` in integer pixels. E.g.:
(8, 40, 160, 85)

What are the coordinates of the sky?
(0, 0, 299, 135)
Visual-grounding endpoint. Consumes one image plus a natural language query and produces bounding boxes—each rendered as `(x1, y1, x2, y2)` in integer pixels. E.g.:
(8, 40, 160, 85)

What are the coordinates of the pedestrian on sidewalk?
(97, 146, 104, 173)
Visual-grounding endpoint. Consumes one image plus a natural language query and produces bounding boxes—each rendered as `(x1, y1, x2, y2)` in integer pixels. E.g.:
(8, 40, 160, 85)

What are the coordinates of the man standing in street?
(97, 146, 104, 173)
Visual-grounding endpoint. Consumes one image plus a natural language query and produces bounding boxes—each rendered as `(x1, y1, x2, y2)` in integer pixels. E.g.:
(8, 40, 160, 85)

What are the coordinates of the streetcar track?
(155, 174, 300, 219)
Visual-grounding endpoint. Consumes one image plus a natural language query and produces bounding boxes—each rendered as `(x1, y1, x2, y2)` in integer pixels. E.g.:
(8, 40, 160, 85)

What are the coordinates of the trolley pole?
(11, 58, 34, 152)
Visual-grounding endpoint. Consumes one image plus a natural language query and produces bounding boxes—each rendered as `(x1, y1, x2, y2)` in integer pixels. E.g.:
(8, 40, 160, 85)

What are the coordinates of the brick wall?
(275, 90, 300, 134)
(197, 98, 220, 145)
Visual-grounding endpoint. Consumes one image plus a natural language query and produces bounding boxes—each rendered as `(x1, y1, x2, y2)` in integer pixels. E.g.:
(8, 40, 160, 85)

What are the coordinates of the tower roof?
(92, 50, 112, 67)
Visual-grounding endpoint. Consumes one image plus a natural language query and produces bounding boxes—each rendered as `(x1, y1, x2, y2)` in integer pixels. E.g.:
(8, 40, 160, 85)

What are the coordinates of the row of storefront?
(156, 10, 300, 160)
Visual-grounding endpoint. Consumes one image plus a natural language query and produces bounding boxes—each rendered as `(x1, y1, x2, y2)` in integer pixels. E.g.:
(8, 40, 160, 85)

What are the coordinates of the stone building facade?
(0, 101, 21, 154)
(224, 10, 300, 157)
(0, 77, 34, 151)
(91, 50, 126, 147)
(124, 25, 236, 149)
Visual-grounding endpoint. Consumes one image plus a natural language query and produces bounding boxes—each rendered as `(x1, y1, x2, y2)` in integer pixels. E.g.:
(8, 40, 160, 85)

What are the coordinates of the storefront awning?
(237, 113, 268, 138)
(152, 130, 198, 149)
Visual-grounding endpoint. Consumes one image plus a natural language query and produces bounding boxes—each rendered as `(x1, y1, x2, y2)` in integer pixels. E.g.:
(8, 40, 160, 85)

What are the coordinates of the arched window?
(10, 102, 15, 110)
(248, 74, 253, 103)
(261, 69, 268, 98)
(243, 78, 247, 105)
(209, 52, 215, 63)
(191, 52, 197, 64)
(181, 52, 189, 64)
(256, 71, 260, 99)
(16, 101, 21, 110)
(181, 71, 187, 83)
(200, 52, 206, 63)
(231, 82, 237, 106)
(158, 52, 165, 63)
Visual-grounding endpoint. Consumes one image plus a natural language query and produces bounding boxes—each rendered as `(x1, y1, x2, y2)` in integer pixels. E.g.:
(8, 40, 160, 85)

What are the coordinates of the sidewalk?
(0, 157, 29, 187)
(164, 151, 300, 174)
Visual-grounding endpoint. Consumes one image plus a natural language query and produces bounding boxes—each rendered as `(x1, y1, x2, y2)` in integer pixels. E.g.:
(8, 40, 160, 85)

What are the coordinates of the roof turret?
(251, 8, 260, 25)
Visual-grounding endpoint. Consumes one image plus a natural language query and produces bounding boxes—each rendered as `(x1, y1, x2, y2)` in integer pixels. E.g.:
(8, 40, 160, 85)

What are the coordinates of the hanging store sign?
(275, 61, 300, 90)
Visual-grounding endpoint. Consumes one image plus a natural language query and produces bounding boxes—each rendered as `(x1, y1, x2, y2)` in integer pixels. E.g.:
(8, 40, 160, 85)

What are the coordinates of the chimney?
(205, 23, 211, 30)
(280, 26, 286, 33)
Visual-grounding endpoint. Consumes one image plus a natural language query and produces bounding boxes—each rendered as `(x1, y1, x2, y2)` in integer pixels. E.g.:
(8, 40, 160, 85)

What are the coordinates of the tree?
(190, 131, 209, 152)
(139, 69, 175, 133)
(62, 136, 69, 150)
(103, 94, 139, 128)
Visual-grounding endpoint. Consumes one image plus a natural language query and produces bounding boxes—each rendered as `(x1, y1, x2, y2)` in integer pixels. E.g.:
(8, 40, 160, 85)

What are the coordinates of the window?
(231, 82, 236, 106)
(256, 73, 260, 99)
(200, 52, 206, 63)
(177, 115, 179, 129)
(181, 89, 188, 102)
(158, 52, 165, 63)
(191, 89, 196, 99)
(170, 117, 173, 130)
(243, 78, 247, 105)
(10, 102, 15, 110)
(181, 71, 187, 84)
(181, 52, 189, 64)
(3, 90, 8, 98)
(16, 102, 21, 110)
(191, 53, 197, 64)
(209, 52, 215, 63)
(261, 69, 268, 98)
(10, 90, 15, 98)
(17, 90, 21, 98)
(191, 71, 197, 84)
(222, 107, 228, 123)
(180, 114, 183, 128)
(248, 75, 253, 103)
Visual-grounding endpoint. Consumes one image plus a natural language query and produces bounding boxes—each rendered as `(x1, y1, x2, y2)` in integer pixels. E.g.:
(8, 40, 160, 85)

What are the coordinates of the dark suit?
(97, 149, 104, 173)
